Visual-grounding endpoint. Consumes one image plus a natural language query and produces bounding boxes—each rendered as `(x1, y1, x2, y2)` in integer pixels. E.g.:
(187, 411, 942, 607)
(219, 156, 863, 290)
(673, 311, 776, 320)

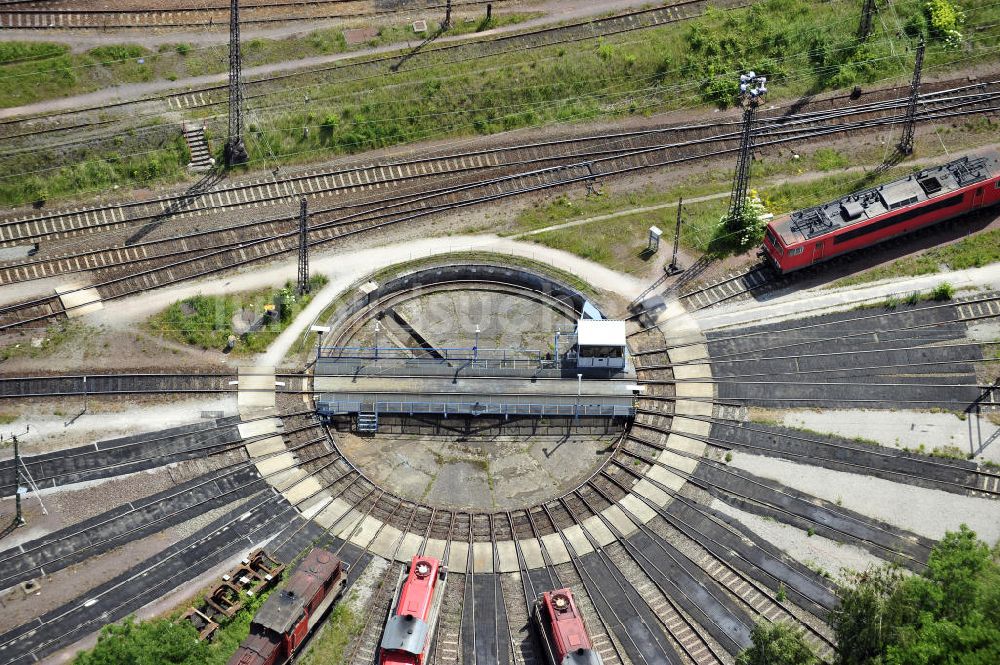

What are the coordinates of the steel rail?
(640, 413, 1000, 499)
(4, 102, 996, 336)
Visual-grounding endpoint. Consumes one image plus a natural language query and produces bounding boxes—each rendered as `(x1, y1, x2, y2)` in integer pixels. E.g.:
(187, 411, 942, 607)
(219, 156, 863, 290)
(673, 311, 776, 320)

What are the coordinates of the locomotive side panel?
(764, 152, 1000, 274)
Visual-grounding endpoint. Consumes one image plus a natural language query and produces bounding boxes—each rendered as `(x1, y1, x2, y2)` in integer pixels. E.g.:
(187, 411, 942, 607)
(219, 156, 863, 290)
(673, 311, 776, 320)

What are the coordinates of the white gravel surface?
(728, 452, 1000, 544)
(697, 263, 1000, 331)
(780, 408, 1000, 463)
(0, 396, 238, 458)
(710, 499, 884, 583)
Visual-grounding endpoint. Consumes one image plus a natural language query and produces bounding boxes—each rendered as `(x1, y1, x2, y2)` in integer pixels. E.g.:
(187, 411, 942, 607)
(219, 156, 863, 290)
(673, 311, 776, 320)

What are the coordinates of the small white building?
(574, 319, 627, 370)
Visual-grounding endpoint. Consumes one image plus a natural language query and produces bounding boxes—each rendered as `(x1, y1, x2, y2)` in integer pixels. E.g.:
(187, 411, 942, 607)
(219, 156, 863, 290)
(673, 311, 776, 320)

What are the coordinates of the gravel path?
(728, 452, 1000, 544)
(79, 234, 644, 364)
(696, 263, 1000, 332)
(0, 396, 238, 457)
(710, 499, 884, 584)
(779, 408, 1000, 463)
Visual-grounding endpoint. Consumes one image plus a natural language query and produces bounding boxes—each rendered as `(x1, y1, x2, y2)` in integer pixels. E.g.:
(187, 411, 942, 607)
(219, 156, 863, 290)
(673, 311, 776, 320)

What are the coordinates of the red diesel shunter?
(533, 588, 604, 665)
(762, 151, 1000, 273)
(379, 555, 448, 665)
(227, 548, 347, 665)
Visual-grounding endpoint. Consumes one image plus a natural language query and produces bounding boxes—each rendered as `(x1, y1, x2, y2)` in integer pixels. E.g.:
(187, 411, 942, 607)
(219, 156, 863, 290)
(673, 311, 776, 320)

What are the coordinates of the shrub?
(736, 621, 818, 665)
(87, 44, 147, 65)
(925, 0, 965, 46)
(931, 281, 955, 300)
(175, 43, 191, 56)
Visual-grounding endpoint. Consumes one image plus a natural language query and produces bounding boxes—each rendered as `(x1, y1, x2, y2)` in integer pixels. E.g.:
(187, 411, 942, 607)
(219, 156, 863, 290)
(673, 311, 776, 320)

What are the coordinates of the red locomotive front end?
(380, 555, 447, 665)
(763, 151, 1000, 274)
(534, 588, 604, 665)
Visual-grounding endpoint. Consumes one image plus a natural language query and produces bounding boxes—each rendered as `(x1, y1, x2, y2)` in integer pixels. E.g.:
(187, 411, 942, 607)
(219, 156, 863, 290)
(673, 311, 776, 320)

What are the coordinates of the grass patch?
(0, 320, 93, 362)
(147, 276, 327, 354)
(855, 282, 956, 310)
(297, 602, 363, 665)
(13, 0, 1000, 206)
(829, 228, 1000, 288)
(0, 414, 16, 425)
(71, 578, 280, 665)
(513, 155, 921, 267)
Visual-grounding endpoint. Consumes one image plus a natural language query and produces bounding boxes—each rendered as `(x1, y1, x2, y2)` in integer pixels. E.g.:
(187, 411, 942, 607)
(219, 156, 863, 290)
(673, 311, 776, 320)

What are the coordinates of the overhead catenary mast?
(225, 0, 249, 167)
(724, 72, 768, 232)
(898, 37, 926, 156)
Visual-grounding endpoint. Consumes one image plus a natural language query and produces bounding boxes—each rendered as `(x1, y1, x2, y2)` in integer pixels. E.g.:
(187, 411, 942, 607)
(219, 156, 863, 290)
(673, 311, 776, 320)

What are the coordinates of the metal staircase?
(356, 411, 379, 434)
(183, 123, 215, 171)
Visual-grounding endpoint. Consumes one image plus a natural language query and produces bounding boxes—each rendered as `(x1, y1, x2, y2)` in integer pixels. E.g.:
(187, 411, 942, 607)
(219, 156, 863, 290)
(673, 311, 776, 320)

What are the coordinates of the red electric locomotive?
(762, 151, 1000, 273)
(379, 555, 448, 665)
(533, 588, 604, 665)
(227, 548, 346, 665)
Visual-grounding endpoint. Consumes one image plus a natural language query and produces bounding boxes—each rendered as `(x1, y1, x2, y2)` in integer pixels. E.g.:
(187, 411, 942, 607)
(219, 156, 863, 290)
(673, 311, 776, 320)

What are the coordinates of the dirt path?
(0, 0, 655, 119)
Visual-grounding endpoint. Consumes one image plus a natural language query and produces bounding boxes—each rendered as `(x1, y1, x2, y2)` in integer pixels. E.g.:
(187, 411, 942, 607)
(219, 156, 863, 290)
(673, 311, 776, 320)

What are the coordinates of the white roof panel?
(577, 319, 626, 346)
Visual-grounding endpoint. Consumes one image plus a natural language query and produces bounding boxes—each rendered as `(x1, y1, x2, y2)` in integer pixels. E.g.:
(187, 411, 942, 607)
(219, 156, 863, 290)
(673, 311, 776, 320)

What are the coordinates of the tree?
(73, 617, 209, 665)
(834, 526, 1000, 665)
(834, 565, 908, 665)
(737, 621, 819, 665)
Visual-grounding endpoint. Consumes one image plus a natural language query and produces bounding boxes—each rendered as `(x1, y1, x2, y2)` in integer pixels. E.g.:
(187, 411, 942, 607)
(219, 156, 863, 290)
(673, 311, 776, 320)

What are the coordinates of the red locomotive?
(533, 588, 604, 665)
(379, 555, 448, 665)
(227, 548, 346, 665)
(762, 151, 1000, 273)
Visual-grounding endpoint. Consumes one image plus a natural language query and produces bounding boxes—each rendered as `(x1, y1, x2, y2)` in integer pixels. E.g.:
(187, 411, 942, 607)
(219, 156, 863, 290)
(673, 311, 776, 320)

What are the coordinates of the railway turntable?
(314, 317, 639, 435)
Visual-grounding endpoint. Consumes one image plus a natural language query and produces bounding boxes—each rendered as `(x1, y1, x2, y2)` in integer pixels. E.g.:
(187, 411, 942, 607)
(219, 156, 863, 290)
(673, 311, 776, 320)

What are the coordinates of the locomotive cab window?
(789, 247, 804, 256)
(765, 229, 783, 254)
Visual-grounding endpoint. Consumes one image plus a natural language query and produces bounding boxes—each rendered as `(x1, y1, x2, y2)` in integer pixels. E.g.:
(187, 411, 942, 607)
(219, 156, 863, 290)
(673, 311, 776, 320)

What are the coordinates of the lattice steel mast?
(898, 37, 926, 155)
(724, 72, 767, 229)
(225, 0, 249, 167)
(858, 0, 876, 41)
(297, 198, 310, 295)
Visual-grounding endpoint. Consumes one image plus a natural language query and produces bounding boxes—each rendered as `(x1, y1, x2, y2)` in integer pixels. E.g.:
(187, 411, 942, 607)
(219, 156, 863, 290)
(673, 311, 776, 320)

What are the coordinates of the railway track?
(0, 0, 493, 29)
(5, 80, 997, 245)
(5, 268, 997, 664)
(1, 89, 997, 334)
(0, 0, 746, 152)
(0, 372, 236, 396)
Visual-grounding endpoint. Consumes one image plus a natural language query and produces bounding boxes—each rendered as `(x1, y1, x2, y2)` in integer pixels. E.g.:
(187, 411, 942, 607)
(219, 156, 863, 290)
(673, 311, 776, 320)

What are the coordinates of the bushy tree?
(737, 621, 819, 665)
(834, 525, 1000, 665)
(73, 617, 209, 665)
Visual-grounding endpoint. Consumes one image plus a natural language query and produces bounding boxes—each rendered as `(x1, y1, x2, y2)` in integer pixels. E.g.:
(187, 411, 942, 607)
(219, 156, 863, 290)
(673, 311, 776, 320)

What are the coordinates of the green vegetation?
(0, 13, 537, 109)
(925, 0, 966, 45)
(1, 133, 192, 208)
(713, 194, 768, 254)
(10, 0, 1000, 206)
(736, 621, 818, 665)
(73, 617, 208, 665)
(0, 320, 94, 362)
(147, 276, 327, 354)
(833, 525, 1000, 664)
(73, 576, 279, 665)
(830, 229, 1000, 288)
(298, 603, 363, 665)
(511, 153, 923, 266)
